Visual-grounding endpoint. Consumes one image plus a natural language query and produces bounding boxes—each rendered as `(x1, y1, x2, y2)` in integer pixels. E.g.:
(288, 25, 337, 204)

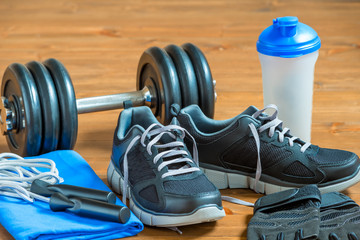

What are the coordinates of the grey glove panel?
(247, 185, 321, 240)
(248, 208, 320, 240)
(319, 192, 360, 240)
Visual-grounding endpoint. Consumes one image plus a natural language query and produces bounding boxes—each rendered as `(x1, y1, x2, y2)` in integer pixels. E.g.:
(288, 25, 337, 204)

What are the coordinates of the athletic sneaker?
(107, 106, 225, 227)
(173, 104, 360, 194)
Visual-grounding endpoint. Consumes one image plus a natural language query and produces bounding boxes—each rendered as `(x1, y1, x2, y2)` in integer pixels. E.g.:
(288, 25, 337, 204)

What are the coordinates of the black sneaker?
(174, 104, 360, 194)
(107, 106, 225, 227)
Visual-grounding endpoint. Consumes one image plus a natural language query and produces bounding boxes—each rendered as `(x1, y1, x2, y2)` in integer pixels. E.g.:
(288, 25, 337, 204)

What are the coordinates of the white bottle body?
(259, 51, 319, 142)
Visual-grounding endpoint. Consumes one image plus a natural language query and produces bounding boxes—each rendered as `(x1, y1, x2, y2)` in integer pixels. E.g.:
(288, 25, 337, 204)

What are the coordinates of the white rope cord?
(0, 153, 63, 203)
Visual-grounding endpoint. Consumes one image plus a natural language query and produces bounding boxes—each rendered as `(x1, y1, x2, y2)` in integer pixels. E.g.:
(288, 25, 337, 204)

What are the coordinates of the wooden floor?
(0, 0, 359, 239)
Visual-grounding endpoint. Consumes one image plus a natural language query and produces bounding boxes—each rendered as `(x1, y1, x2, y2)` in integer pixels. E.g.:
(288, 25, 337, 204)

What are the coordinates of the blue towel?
(0, 150, 144, 240)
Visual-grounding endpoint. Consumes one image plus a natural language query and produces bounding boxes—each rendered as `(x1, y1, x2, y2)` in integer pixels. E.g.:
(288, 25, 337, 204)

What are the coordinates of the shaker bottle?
(257, 16, 321, 142)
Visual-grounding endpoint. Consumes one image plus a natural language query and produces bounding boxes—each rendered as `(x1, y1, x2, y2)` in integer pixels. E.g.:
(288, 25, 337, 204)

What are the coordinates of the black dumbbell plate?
(43, 59, 77, 150)
(1, 63, 42, 156)
(136, 47, 182, 124)
(26, 61, 60, 154)
(165, 44, 199, 107)
(182, 43, 215, 118)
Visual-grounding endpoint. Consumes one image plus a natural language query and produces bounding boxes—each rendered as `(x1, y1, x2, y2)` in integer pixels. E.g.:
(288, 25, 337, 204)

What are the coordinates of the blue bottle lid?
(257, 16, 321, 58)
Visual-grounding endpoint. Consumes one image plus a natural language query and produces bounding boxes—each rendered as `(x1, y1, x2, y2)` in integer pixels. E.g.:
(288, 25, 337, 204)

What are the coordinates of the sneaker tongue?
(241, 106, 259, 116)
(169, 117, 180, 126)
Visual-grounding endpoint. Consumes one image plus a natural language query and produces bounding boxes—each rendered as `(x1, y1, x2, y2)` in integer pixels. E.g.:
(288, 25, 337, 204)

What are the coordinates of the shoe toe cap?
(319, 152, 360, 182)
(161, 190, 223, 214)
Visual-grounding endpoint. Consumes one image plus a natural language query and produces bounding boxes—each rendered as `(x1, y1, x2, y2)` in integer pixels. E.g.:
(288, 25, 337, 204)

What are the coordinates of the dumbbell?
(0, 43, 216, 157)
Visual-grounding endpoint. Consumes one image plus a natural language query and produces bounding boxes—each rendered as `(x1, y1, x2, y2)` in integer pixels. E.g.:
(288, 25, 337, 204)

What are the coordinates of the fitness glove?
(318, 192, 360, 240)
(247, 185, 321, 240)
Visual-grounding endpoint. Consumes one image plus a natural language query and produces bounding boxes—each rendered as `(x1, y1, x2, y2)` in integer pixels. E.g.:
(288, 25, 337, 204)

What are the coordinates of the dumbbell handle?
(76, 86, 152, 114)
(0, 86, 153, 135)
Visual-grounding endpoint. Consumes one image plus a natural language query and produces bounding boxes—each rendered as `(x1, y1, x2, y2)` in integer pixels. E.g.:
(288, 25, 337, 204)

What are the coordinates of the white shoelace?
(249, 104, 311, 193)
(122, 123, 200, 204)
(0, 153, 63, 203)
(221, 196, 254, 207)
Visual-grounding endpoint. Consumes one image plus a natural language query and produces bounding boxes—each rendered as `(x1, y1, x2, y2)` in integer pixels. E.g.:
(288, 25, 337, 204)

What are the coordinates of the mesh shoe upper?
(110, 106, 222, 214)
(176, 104, 360, 191)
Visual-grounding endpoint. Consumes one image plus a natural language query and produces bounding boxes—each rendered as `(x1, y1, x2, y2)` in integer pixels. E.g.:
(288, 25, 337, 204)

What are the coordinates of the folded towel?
(0, 150, 143, 240)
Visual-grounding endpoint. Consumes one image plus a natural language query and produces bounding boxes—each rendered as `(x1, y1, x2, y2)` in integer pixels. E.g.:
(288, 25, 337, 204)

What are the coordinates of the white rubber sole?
(201, 167, 360, 195)
(107, 161, 225, 227)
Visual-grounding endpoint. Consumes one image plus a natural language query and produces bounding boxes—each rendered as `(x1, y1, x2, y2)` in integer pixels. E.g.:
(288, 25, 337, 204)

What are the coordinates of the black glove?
(318, 192, 360, 240)
(247, 185, 321, 240)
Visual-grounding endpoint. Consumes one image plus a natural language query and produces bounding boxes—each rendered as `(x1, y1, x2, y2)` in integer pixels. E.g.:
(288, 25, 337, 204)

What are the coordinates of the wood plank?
(0, 0, 359, 239)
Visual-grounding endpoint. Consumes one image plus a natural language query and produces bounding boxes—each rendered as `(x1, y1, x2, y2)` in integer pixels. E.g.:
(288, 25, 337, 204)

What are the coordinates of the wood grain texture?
(0, 0, 359, 239)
